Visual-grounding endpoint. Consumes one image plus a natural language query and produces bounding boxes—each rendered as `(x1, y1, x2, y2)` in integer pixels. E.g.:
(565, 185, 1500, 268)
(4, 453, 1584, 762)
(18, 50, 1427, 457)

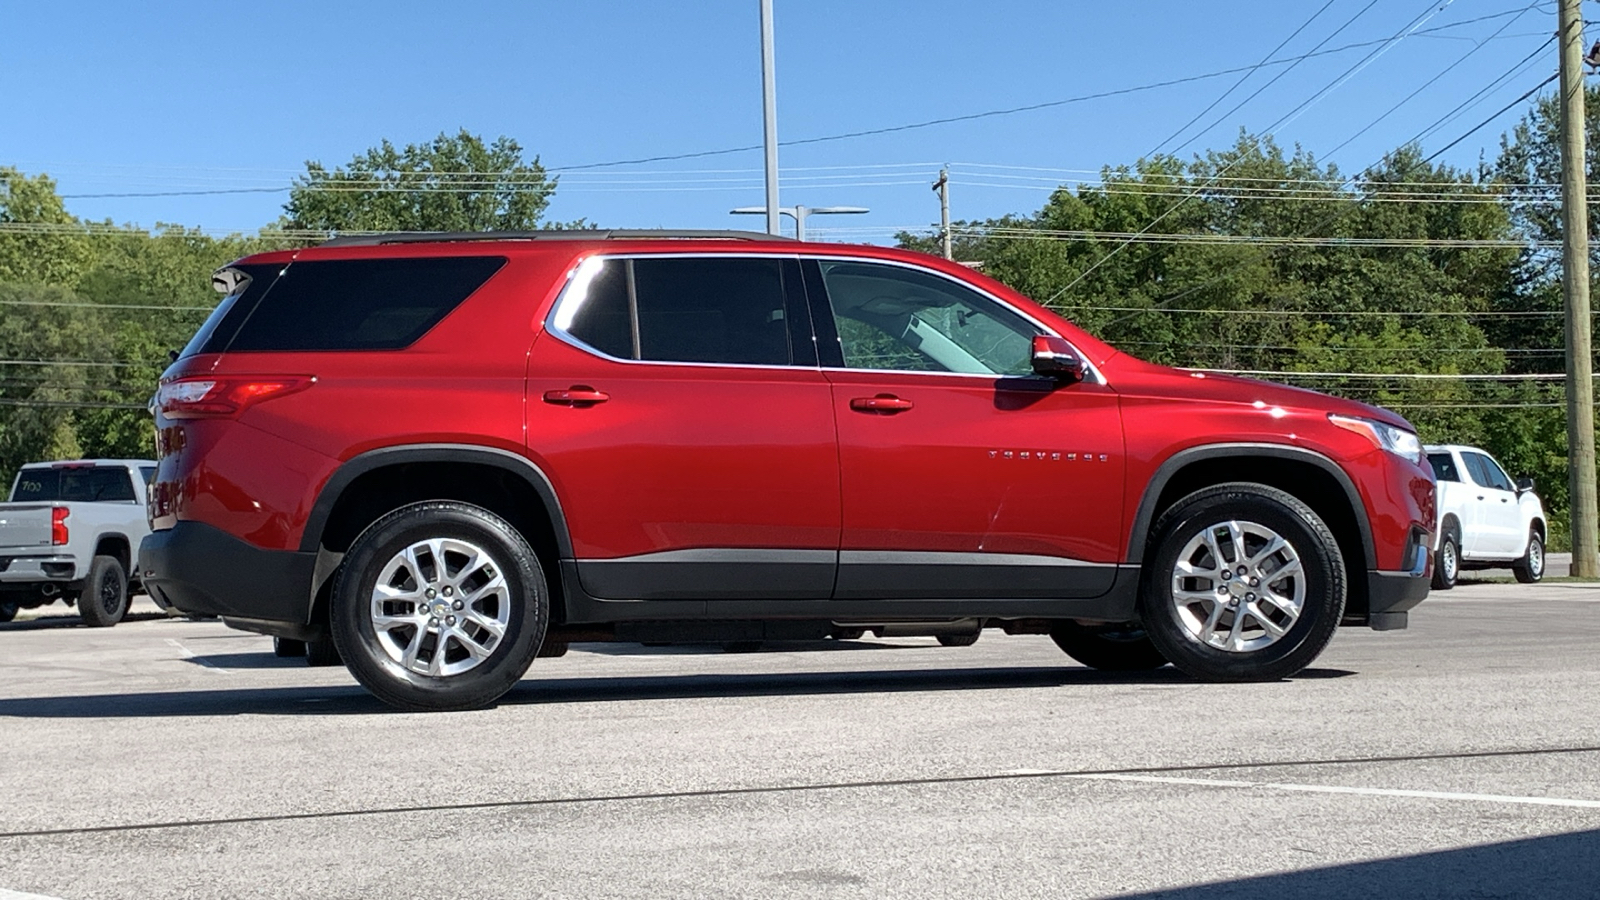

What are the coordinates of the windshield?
(10, 467, 137, 503)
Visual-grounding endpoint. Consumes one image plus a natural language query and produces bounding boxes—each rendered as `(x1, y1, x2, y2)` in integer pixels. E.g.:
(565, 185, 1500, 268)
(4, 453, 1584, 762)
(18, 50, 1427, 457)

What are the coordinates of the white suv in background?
(1425, 444, 1547, 589)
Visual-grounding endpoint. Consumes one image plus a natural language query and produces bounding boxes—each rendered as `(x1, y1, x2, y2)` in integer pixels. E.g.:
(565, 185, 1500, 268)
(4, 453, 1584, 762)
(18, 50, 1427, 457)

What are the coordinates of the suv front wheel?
(330, 501, 549, 712)
(1139, 483, 1346, 682)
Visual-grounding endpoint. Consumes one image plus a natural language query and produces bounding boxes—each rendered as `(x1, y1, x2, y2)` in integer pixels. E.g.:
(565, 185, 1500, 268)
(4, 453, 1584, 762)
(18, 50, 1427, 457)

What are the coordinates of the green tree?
(0, 167, 94, 286)
(284, 130, 556, 233)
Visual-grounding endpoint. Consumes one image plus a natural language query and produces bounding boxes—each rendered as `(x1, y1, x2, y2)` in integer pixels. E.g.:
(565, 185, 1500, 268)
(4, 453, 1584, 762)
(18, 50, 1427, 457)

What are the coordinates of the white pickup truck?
(1426, 444, 1547, 589)
(0, 459, 156, 625)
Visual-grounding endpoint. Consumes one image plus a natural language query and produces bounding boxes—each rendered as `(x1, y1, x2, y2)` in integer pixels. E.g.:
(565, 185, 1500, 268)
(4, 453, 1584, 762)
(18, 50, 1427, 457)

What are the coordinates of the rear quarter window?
(202, 256, 506, 353)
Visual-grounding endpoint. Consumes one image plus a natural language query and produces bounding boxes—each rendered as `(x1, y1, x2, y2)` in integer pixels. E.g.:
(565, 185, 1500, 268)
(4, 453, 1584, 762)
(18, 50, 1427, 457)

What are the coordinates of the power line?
(1150, 0, 1339, 156)
(1425, 72, 1561, 162)
(1041, 0, 1458, 306)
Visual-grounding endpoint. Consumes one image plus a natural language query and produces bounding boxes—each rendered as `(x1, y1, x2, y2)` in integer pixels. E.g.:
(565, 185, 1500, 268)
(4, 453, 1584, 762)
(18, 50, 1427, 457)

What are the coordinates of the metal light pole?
(731, 205, 870, 241)
(759, 0, 780, 236)
(1559, 0, 1598, 576)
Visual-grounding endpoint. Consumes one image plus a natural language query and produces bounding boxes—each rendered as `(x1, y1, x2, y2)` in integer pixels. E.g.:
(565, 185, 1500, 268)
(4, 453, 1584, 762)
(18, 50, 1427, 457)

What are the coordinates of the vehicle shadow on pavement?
(0, 665, 1354, 718)
(0, 612, 168, 632)
(1105, 828, 1600, 899)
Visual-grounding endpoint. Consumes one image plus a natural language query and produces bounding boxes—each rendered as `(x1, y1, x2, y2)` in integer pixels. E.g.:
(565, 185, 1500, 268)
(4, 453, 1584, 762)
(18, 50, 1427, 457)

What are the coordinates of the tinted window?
(179, 263, 282, 359)
(1427, 453, 1459, 482)
(11, 467, 136, 503)
(818, 261, 1039, 375)
(201, 256, 505, 353)
(560, 257, 801, 366)
(1470, 453, 1514, 491)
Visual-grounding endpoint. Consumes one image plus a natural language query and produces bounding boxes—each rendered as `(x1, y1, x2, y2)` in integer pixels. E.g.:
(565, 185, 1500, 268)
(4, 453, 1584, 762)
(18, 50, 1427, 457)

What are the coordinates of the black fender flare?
(297, 443, 573, 558)
(1125, 443, 1375, 567)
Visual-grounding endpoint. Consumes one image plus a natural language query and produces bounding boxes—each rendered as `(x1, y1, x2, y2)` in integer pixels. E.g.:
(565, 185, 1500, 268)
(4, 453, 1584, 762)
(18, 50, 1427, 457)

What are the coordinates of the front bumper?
(139, 522, 317, 624)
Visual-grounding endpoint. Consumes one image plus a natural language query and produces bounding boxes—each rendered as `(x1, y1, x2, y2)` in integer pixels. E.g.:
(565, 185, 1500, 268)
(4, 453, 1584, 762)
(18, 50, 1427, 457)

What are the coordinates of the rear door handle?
(850, 394, 914, 413)
(543, 387, 610, 406)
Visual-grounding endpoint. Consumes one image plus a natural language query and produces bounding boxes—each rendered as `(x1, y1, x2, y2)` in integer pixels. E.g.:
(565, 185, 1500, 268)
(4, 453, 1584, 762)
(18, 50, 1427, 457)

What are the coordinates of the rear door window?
(1427, 453, 1460, 482)
(10, 467, 137, 503)
(558, 256, 811, 367)
(198, 256, 505, 353)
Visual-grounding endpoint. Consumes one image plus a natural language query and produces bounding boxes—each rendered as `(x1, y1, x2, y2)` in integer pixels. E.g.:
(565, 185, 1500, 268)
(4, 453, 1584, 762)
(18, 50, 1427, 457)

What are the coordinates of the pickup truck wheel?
(0, 599, 17, 623)
(1050, 622, 1168, 671)
(936, 632, 980, 647)
(1431, 532, 1459, 590)
(330, 501, 548, 712)
(1513, 531, 1544, 584)
(273, 638, 306, 658)
(1139, 484, 1345, 682)
(79, 556, 129, 628)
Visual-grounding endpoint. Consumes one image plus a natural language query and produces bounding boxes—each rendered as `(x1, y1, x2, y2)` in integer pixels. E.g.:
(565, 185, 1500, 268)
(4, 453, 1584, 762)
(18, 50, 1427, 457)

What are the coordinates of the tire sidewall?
(1434, 535, 1459, 590)
(81, 556, 128, 627)
(1516, 532, 1544, 583)
(1139, 485, 1345, 682)
(331, 502, 548, 711)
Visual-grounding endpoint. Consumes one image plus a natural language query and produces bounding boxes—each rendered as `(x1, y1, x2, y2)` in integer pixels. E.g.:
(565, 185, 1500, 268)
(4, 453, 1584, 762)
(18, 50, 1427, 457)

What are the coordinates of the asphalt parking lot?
(1, 575, 1598, 900)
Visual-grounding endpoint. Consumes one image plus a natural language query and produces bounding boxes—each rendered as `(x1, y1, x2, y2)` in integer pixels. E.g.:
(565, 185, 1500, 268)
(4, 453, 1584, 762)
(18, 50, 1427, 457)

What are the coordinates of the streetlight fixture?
(730, 205, 869, 242)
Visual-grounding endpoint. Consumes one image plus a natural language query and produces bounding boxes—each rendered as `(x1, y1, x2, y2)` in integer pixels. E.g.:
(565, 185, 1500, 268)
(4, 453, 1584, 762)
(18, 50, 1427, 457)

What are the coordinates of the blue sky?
(0, 0, 1568, 242)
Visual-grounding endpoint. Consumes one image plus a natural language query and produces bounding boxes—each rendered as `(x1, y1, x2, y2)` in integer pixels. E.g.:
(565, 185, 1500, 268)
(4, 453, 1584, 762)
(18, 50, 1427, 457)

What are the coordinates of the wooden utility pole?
(933, 168, 951, 259)
(1559, 0, 1598, 576)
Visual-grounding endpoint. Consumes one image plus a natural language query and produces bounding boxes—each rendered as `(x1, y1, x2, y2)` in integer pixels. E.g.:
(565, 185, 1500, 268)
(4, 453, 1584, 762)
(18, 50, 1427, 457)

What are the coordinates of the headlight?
(1328, 414, 1423, 464)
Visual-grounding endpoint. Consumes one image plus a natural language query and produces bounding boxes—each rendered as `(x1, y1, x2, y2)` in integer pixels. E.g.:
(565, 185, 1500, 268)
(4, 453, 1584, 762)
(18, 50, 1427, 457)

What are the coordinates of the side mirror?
(1516, 476, 1535, 495)
(1031, 335, 1086, 383)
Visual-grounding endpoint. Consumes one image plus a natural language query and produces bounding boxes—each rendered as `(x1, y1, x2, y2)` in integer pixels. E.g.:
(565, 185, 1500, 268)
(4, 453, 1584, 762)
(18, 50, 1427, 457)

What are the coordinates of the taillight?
(51, 507, 69, 546)
(155, 376, 314, 419)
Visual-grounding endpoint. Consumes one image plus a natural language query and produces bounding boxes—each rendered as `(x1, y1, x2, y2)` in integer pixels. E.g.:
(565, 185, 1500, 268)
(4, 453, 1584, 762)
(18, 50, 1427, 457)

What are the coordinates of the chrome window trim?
(542, 250, 1107, 385)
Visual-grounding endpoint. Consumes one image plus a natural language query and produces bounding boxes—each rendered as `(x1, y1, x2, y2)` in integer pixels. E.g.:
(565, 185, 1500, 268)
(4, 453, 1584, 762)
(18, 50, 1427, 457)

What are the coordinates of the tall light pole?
(1559, 0, 1598, 576)
(731, 205, 869, 242)
(759, 0, 780, 236)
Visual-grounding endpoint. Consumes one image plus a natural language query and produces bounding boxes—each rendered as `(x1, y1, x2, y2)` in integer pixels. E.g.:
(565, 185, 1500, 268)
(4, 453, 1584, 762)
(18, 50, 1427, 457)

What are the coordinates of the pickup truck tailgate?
(0, 505, 53, 550)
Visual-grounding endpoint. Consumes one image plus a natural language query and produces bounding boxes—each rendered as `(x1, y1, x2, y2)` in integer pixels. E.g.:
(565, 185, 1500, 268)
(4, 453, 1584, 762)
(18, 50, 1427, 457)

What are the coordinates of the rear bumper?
(138, 523, 316, 623)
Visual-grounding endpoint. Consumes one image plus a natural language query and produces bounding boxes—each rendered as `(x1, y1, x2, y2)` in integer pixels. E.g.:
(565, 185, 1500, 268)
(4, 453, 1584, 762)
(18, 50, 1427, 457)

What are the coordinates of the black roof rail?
(316, 229, 794, 248)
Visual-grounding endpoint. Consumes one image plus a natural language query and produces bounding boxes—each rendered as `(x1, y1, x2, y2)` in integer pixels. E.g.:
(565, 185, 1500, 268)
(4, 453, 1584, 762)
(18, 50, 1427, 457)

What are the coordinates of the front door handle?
(543, 386, 610, 406)
(850, 394, 914, 413)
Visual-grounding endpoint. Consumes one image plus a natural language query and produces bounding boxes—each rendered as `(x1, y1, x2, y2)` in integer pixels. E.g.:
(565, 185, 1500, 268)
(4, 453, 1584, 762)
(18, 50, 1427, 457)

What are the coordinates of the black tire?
(1431, 531, 1459, 591)
(1139, 483, 1346, 683)
(936, 632, 980, 647)
(1051, 622, 1169, 671)
(0, 598, 18, 623)
(330, 501, 548, 712)
(304, 638, 342, 666)
(1513, 530, 1545, 584)
(274, 637, 307, 658)
(831, 628, 866, 641)
(79, 556, 129, 628)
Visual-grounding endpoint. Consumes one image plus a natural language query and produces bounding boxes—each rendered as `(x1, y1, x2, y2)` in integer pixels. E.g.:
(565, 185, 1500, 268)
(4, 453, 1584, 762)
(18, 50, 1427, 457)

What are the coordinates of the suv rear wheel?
(330, 501, 549, 712)
(1139, 483, 1346, 682)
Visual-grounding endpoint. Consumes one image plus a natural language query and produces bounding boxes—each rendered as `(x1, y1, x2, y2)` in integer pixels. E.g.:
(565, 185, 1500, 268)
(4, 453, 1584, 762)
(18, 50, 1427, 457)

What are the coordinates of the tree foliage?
(284, 130, 556, 233)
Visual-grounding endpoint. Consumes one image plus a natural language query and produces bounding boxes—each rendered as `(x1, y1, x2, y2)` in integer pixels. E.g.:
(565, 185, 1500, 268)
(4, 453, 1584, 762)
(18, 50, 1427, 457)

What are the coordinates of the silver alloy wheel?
(1528, 538, 1544, 578)
(1441, 539, 1458, 582)
(369, 538, 511, 677)
(1170, 519, 1306, 653)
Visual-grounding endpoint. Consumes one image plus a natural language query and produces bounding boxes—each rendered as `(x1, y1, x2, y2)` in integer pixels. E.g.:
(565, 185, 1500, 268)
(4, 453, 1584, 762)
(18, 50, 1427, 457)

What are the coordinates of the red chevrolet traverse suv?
(139, 231, 1434, 711)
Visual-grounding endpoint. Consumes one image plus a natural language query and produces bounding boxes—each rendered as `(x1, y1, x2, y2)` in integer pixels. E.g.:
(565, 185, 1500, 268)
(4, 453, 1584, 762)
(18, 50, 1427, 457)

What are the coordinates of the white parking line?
(1, 888, 71, 900)
(163, 638, 231, 674)
(1071, 772, 1600, 810)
